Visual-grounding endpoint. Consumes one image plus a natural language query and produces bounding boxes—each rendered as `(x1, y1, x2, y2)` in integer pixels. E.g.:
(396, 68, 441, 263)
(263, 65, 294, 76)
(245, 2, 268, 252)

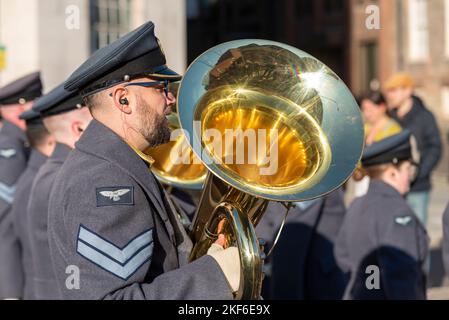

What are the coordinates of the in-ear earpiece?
(120, 98, 129, 105)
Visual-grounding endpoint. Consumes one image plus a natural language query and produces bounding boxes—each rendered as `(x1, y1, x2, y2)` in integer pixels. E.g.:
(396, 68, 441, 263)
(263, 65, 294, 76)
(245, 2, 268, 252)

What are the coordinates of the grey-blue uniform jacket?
(0, 120, 29, 298)
(11, 149, 47, 299)
(28, 143, 71, 299)
(442, 203, 449, 278)
(334, 180, 429, 300)
(256, 188, 346, 299)
(47, 120, 233, 300)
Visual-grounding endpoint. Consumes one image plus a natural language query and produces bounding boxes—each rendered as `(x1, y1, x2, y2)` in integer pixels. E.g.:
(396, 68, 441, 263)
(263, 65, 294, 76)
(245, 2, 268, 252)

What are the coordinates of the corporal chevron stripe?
(76, 225, 153, 280)
(0, 181, 15, 204)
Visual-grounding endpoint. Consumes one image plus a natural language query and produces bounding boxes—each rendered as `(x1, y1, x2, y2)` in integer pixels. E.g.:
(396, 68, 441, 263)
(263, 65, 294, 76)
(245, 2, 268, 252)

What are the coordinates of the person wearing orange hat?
(383, 73, 441, 228)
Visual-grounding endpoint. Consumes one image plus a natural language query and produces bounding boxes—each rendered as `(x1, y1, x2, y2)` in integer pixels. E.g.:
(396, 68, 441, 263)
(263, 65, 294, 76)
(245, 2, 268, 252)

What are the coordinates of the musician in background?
(335, 130, 428, 299)
(10, 110, 55, 299)
(0, 72, 42, 299)
(27, 84, 91, 300)
(256, 188, 346, 299)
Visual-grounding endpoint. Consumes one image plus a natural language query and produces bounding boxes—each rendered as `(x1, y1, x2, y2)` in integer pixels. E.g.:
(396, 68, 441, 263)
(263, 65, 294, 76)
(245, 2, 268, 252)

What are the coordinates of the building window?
(187, 0, 200, 19)
(408, 0, 429, 62)
(90, 0, 131, 53)
(360, 42, 379, 93)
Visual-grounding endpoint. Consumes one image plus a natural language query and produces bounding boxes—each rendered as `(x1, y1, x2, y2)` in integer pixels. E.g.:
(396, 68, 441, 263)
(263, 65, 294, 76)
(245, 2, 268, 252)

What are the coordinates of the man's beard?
(136, 96, 171, 147)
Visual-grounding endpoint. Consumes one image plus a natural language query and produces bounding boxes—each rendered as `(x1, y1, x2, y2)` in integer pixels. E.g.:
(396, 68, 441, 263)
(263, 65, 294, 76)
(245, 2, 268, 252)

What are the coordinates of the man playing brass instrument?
(47, 21, 240, 299)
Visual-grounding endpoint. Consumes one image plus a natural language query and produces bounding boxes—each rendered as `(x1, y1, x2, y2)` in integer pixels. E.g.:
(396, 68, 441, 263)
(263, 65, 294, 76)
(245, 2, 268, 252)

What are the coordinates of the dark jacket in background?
(335, 180, 428, 300)
(390, 96, 441, 192)
(256, 188, 346, 299)
(11, 149, 47, 299)
(0, 120, 29, 298)
(168, 187, 200, 222)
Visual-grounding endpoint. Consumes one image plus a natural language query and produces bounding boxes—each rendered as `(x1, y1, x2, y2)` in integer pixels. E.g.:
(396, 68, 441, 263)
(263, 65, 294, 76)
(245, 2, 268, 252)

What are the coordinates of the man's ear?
(48, 134, 56, 147)
(111, 86, 132, 114)
(71, 120, 85, 141)
(386, 165, 399, 181)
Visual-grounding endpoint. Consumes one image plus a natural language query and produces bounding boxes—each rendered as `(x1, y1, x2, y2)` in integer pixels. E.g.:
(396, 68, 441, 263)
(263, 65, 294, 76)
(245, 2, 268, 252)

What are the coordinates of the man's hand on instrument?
(207, 234, 241, 293)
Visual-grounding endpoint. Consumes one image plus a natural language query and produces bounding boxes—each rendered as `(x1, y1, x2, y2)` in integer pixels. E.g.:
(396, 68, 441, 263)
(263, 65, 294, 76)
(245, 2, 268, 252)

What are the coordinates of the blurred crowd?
(256, 72, 448, 300)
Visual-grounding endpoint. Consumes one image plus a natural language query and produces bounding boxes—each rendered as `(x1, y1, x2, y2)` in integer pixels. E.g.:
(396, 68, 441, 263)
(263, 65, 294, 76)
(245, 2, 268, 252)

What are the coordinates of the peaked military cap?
(0, 72, 43, 106)
(362, 130, 418, 167)
(64, 21, 181, 97)
(32, 84, 84, 117)
(19, 109, 43, 127)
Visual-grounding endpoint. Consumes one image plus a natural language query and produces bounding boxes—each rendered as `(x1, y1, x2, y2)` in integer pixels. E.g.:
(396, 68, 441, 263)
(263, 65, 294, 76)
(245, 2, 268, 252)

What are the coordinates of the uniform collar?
(51, 142, 72, 163)
(75, 119, 168, 220)
(368, 179, 403, 198)
(27, 149, 48, 170)
(2, 120, 26, 142)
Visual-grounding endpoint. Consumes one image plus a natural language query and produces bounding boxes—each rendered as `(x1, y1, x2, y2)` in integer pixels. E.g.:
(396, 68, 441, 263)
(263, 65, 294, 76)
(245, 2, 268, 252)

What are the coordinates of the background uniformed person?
(10, 109, 55, 300)
(0, 72, 42, 299)
(48, 21, 240, 300)
(28, 84, 91, 300)
(256, 188, 346, 299)
(334, 130, 428, 299)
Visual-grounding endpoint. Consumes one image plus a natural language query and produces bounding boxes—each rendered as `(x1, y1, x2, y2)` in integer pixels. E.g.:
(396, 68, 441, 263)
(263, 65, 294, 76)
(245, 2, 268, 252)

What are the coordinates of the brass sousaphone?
(176, 40, 364, 299)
